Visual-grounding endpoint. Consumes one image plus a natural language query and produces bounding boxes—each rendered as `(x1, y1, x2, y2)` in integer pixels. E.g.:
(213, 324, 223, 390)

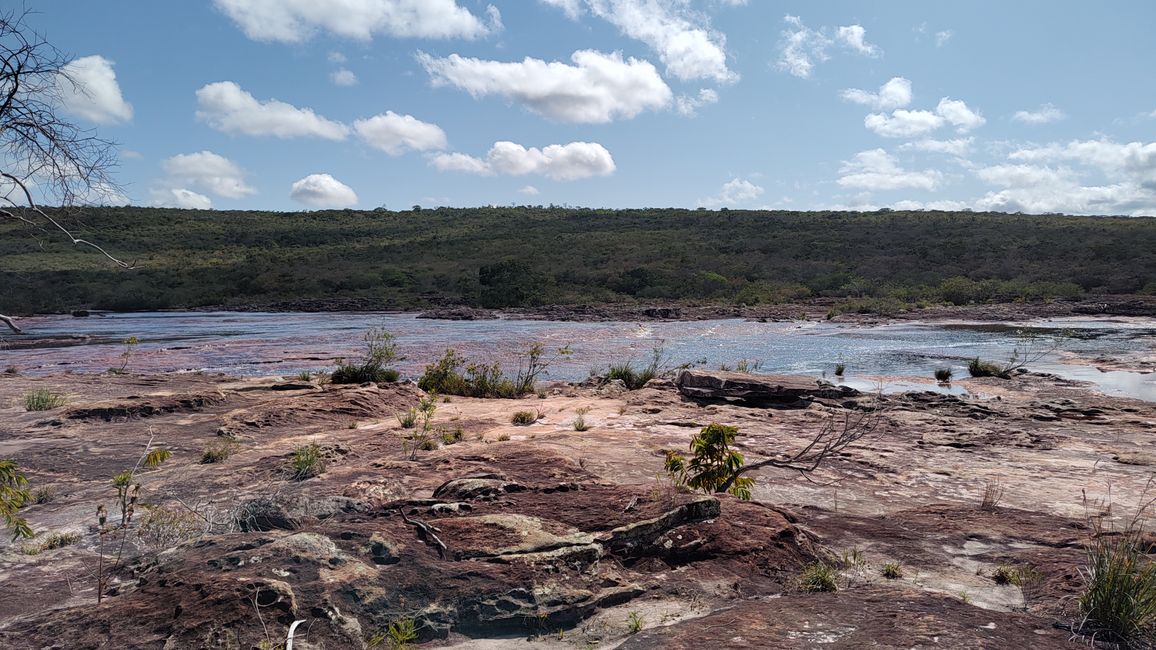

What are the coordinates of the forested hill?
(2, 206, 1154, 314)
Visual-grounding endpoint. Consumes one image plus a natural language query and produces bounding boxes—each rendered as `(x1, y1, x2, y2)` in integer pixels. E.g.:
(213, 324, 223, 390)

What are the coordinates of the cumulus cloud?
(1012, 103, 1066, 124)
(161, 151, 257, 198)
(57, 55, 133, 124)
(892, 199, 969, 211)
(539, 0, 736, 83)
(353, 111, 447, 155)
(151, 188, 213, 210)
(195, 81, 349, 140)
(899, 137, 973, 156)
(699, 177, 764, 208)
(429, 141, 616, 180)
(519, 185, 540, 195)
(835, 25, 880, 57)
(213, 0, 500, 42)
(417, 50, 671, 123)
(290, 173, 359, 208)
(330, 69, 358, 86)
(935, 30, 953, 47)
(841, 77, 911, 111)
(776, 16, 880, 78)
(675, 88, 719, 116)
(838, 149, 943, 191)
(973, 139, 1156, 216)
(864, 97, 984, 138)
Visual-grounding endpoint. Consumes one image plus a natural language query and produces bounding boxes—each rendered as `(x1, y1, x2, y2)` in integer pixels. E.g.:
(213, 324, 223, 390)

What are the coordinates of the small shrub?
(799, 562, 838, 592)
(3, 366, 18, 375)
(992, 563, 1018, 585)
(136, 503, 203, 551)
(440, 428, 464, 445)
(605, 345, 667, 390)
(290, 444, 325, 480)
(626, 611, 644, 634)
(834, 363, 846, 377)
(295, 370, 313, 381)
(397, 408, 418, 429)
(934, 367, 953, 382)
(839, 546, 866, 570)
(201, 440, 236, 464)
(968, 357, 1008, 379)
(331, 328, 400, 384)
(572, 406, 591, 432)
(20, 530, 81, 555)
(664, 423, 753, 500)
(882, 562, 903, 579)
(1078, 512, 1156, 645)
(511, 410, 538, 426)
(980, 479, 1004, 511)
(33, 486, 55, 505)
(24, 389, 66, 411)
(497, 432, 511, 442)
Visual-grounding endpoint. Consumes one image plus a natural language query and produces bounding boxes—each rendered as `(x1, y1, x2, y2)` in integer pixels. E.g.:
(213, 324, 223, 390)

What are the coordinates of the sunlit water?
(3, 312, 1154, 401)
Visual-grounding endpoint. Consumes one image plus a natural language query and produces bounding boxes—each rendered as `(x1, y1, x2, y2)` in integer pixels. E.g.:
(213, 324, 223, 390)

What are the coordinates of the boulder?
(675, 370, 859, 408)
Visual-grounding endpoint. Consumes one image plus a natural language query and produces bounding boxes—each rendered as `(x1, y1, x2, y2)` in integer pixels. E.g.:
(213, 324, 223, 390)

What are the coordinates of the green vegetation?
(289, 444, 324, 480)
(0, 460, 33, 540)
(665, 423, 754, 500)
(572, 406, 591, 431)
(511, 410, 538, 426)
(799, 562, 839, 592)
(604, 345, 667, 390)
(21, 530, 81, 555)
(934, 367, 953, 382)
(330, 328, 400, 384)
(201, 440, 236, 464)
(418, 344, 566, 398)
(24, 389, 66, 411)
(626, 611, 644, 634)
(367, 617, 418, 650)
(1078, 506, 1156, 645)
(834, 362, 846, 377)
(882, 562, 903, 579)
(968, 357, 1008, 379)
(3, 207, 1151, 314)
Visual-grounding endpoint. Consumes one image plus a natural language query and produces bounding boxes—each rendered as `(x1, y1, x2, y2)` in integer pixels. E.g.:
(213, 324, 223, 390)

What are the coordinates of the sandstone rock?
(676, 369, 858, 407)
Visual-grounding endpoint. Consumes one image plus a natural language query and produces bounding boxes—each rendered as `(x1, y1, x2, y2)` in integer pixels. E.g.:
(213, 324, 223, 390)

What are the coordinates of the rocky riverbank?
(0, 365, 1153, 648)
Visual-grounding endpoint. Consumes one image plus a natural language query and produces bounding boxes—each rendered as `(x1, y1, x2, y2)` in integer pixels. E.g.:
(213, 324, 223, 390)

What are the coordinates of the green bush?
(968, 357, 1008, 379)
(24, 389, 66, 411)
(934, 367, 953, 382)
(418, 344, 563, 398)
(201, 440, 236, 464)
(510, 410, 538, 425)
(331, 328, 400, 384)
(882, 562, 903, 579)
(799, 562, 838, 592)
(665, 423, 753, 500)
(1079, 525, 1156, 645)
(604, 345, 666, 390)
(290, 444, 325, 480)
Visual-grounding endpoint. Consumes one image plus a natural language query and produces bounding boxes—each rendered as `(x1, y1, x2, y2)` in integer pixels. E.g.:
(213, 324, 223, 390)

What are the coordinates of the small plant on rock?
(24, 389, 66, 411)
(201, 439, 236, 464)
(882, 562, 903, 579)
(511, 410, 538, 426)
(572, 406, 591, 431)
(665, 423, 754, 500)
(290, 443, 324, 480)
(980, 479, 1004, 511)
(331, 328, 401, 384)
(626, 611, 644, 634)
(20, 530, 80, 555)
(799, 562, 838, 592)
(934, 367, 953, 383)
(0, 460, 33, 541)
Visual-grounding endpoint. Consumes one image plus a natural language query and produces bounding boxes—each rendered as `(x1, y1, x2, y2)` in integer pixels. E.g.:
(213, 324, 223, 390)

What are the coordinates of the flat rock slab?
(676, 370, 859, 407)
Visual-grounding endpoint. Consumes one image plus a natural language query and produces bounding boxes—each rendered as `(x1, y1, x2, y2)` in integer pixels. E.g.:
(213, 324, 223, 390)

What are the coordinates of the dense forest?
(2, 206, 1154, 314)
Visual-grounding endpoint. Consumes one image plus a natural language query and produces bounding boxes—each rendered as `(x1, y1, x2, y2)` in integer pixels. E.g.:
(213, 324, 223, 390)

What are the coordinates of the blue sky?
(26, 0, 1156, 214)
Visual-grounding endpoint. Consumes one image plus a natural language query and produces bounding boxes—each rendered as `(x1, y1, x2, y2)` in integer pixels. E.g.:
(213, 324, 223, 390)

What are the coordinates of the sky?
(20, 0, 1156, 215)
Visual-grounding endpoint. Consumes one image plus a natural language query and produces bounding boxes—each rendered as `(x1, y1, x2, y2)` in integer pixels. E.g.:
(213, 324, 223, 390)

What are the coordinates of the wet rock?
(676, 370, 859, 408)
(66, 393, 225, 421)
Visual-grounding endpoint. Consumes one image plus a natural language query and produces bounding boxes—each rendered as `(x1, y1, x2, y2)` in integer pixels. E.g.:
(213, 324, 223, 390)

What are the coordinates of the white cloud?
(892, 199, 969, 211)
(935, 30, 953, 47)
(541, 0, 584, 19)
(195, 81, 349, 140)
(57, 55, 133, 124)
(353, 111, 447, 155)
(899, 137, 973, 156)
(213, 0, 500, 42)
(838, 149, 943, 191)
(161, 151, 257, 198)
(675, 88, 719, 116)
(330, 69, 358, 86)
(540, 0, 735, 83)
(972, 140, 1156, 216)
(936, 97, 985, 132)
(699, 177, 764, 208)
(1012, 103, 1066, 125)
(835, 25, 880, 57)
(776, 16, 880, 78)
(864, 109, 943, 138)
(841, 77, 911, 111)
(151, 188, 213, 210)
(519, 185, 540, 195)
(328, 51, 347, 64)
(429, 141, 616, 180)
(417, 50, 671, 123)
(290, 173, 358, 208)
(776, 15, 830, 78)
(864, 97, 984, 138)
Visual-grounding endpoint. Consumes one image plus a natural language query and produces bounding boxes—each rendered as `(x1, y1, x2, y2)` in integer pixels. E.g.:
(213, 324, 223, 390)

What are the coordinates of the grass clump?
(331, 328, 401, 384)
(626, 611, 644, 634)
(439, 428, 464, 445)
(968, 357, 1009, 379)
(397, 407, 419, 429)
(1077, 492, 1156, 646)
(511, 410, 539, 426)
(24, 389, 66, 411)
(290, 443, 325, 480)
(367, 617, 418, 650)
(799, 562, 838, 592)
(572, 406, 591, 432)
(33, 486, 55, 505)
(20, 530, 81, 555)
(980, 479, 1004, 511)
(604, 345, 667, 390)
(201, 439, 236, 464)
(419, 344, 568, 398)
(882, 562, 903, 579)
(934, 367, 953, 382)
(834, 362, 846, 377)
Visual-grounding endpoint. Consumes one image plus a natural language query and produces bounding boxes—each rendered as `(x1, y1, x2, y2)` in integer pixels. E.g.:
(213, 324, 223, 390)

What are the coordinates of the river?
(3, 312, 1155, 401)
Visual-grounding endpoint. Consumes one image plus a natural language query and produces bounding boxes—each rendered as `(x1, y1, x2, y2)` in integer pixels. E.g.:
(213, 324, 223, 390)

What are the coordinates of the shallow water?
(3, 312, 1155, 401)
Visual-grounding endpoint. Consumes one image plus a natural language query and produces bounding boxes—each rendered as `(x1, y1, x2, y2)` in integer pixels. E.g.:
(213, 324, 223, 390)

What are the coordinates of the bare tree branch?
(0, 9, 128, 333)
